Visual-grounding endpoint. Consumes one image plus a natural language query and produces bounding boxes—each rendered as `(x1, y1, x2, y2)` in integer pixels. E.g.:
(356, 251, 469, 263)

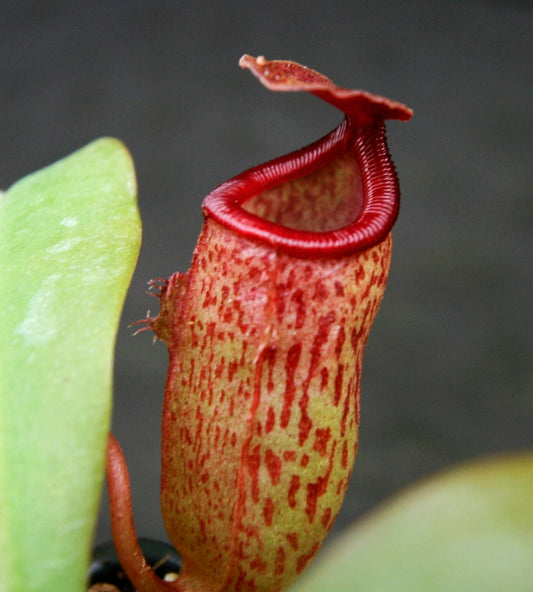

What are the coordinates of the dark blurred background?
(2, 1, 532, 550)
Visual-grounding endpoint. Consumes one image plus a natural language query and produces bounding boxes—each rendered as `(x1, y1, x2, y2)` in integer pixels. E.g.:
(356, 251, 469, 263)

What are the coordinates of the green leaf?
(0, 139, 141, 592)
(291, 451, 533, 592)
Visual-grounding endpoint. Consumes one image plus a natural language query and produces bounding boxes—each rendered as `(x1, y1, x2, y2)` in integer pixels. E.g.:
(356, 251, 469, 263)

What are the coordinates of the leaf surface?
(290, 451, 533, 592)
(0, 139, 141, 592)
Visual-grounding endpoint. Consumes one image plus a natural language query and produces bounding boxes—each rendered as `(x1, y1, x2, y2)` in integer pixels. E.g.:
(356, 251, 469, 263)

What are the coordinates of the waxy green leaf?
(0, 139, 141, 592)
(290, 451, 533, 592)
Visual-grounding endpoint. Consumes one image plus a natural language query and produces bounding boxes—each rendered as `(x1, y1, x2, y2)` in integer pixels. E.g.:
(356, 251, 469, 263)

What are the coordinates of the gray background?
(2, 1, 532, 551)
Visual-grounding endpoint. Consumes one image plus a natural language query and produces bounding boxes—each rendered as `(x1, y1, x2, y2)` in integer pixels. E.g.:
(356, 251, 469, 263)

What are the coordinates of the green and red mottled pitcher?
(106, 55, 412, 592)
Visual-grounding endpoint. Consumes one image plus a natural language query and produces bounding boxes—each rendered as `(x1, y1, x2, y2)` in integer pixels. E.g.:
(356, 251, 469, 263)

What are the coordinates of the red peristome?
(203, 54, 412, 258)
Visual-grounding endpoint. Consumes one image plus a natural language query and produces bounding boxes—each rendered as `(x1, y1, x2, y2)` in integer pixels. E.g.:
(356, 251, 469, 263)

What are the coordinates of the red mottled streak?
(281, 343, 301, 428)
(287, 475, 300, 509)
(264, 347, 276, 392)
(265, 406, 276, 434)
(342, 440, 349, 469)
(263, 497, 274, 527)
(313, 427, 332, 457)
(286, 532, 299, 551)
(248, 445, 261, 503)
(282, 450, 296, 462)
(105, 54, 411, 592)
(275, 546, 286, 576)
(321, 507, 333, 529)
(265, 449, 282, 485)
(298, 312, 335, 446)
(305, 442, 337, 524)
(250, 556, 268, 574)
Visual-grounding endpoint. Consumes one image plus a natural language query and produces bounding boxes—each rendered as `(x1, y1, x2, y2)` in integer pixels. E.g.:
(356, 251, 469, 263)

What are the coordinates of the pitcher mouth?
(203, 119, 401, 258)
(202, 55, 412, 259)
